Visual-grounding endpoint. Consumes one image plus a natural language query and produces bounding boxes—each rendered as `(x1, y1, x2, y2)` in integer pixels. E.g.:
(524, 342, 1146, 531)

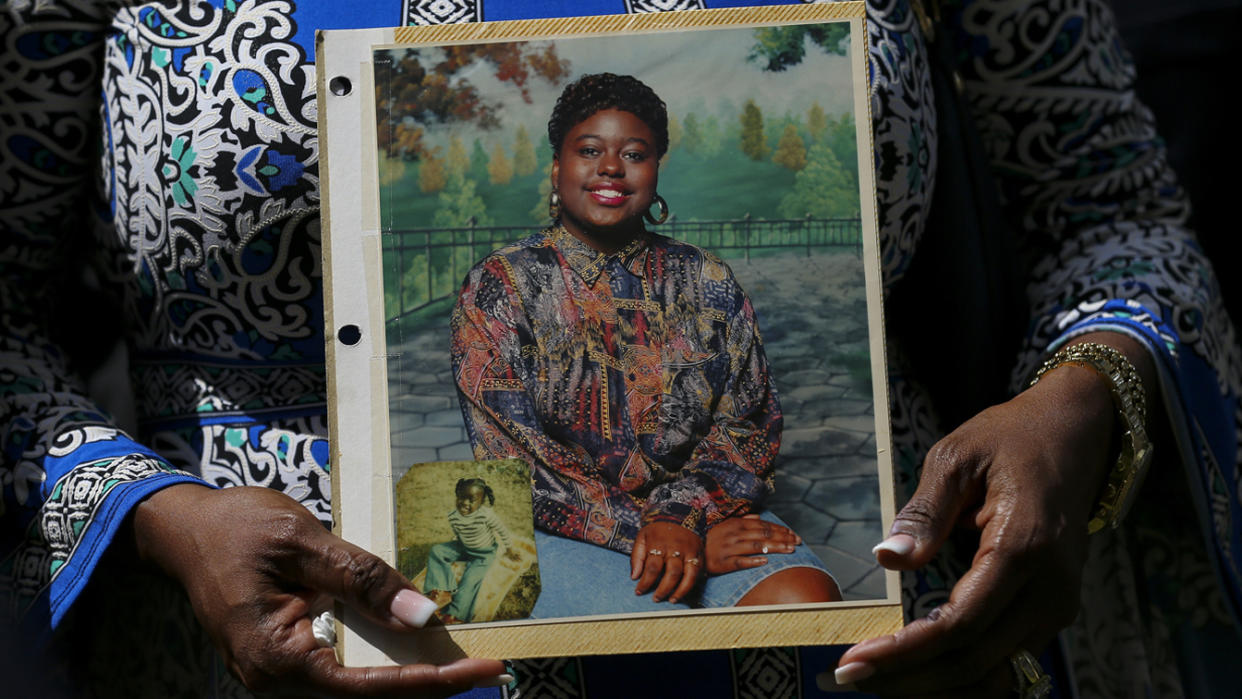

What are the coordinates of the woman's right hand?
(704, 514, 800, 576)
(132, 484, 510, 697)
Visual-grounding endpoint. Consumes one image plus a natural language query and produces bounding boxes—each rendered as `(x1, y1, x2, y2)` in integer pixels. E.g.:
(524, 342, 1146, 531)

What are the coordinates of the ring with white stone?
(311, 610, 336, 648)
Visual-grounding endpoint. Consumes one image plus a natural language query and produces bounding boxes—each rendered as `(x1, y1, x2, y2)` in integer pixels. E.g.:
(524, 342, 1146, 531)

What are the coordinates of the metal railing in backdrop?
(383, 215, 862, 326)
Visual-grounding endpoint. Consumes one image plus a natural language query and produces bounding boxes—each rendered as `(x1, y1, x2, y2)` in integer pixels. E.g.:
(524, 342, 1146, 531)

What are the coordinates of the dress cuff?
(640, 500, 712, 540)
(7, 432, 208, 647)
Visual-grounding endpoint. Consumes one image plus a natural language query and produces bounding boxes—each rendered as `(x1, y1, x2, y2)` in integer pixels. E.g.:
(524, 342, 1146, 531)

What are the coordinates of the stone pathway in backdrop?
(387, 250, 885, 600)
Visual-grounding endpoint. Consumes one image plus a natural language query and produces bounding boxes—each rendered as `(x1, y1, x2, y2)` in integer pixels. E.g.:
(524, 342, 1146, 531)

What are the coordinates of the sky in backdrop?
(376, 23, 858, 149)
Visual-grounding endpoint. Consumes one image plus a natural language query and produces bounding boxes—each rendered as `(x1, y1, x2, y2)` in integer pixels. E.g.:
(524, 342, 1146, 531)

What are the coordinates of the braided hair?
(455, 477, 495, 506)
(547, 73, 669, 158)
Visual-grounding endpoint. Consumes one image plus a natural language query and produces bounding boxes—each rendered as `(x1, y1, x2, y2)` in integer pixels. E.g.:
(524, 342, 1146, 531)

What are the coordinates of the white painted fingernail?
(391, 589, 437, 628)
(474, 673, 515, 688)
(872, 533, 916, 558)
(834, 660, 875, 685)
(815, 670, 856, 692)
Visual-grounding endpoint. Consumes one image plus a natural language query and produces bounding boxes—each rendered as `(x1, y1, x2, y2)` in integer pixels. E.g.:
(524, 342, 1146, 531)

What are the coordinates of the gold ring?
(1009, 650, 1051, 699)
(648, 549, 663, 556)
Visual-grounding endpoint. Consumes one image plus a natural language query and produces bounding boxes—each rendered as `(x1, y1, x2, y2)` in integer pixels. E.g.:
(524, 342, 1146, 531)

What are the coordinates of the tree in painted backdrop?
(513, 124, 536, 176)
(747, 23, 849, 72)
(700, 116, 724, 157)
(826, 113, 859, 180)
(682, 113, 703, 155)
(435, 169, 493, 228)
(530, 161, 553, 224)
(374, 43, 570, 160)
(807, 102, 828, 143)
(445, 135, 469, 179)
(420, 147, 447, 193)
(488, 142, 513, 185)
(780, 141, 856, 219)
(667, 114, 683, 154)
(470, 139, 490, 181)
(773, 123, 807, 171)
(391, 123, 425, 161)
(739, 100, 769, 161)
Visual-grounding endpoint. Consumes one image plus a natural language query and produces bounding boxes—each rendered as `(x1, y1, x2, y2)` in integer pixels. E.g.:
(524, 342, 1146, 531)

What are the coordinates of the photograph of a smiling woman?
(452, 72, 839, 616)
(377, 25, 881, 620)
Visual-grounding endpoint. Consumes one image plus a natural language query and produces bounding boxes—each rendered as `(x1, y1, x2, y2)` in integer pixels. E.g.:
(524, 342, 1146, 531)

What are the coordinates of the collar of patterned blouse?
(549, 224, 651, 287)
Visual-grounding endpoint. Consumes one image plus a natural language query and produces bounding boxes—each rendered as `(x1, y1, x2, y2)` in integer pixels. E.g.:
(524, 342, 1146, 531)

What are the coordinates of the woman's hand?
(829, 334, 1156, 696)
(704, 514, 800, 575)
(630, 521, 705, 603)
(132, 484, 510, 697)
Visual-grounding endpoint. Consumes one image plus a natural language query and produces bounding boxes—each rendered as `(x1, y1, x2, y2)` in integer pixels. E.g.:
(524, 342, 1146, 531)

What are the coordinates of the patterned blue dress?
(2, 0, 1239, 696)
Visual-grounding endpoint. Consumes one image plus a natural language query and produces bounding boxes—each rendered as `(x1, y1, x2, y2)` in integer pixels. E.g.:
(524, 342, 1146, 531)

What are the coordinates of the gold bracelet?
(1029, 342, 1153, 534)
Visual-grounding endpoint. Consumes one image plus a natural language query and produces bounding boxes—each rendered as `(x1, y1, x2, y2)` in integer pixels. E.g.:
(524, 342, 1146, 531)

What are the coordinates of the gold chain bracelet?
(1029, 342, 1153, 533)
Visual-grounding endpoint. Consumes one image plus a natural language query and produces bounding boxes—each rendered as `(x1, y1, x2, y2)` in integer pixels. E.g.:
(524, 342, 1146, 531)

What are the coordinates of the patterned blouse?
(1, 0, 1239, 696)
(452, 227, 780, 552)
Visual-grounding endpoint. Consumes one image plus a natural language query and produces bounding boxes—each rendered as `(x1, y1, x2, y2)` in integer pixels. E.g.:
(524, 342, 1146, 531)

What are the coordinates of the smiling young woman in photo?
(450, 73, 842, 615)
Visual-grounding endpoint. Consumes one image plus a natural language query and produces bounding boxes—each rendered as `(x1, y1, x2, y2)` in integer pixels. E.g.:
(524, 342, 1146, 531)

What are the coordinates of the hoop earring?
(548, 190, 561, 221)
(643, 194, 669, 225)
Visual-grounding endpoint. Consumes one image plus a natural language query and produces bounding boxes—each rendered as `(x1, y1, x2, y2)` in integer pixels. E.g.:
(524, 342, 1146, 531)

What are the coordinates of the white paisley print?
(1, 0, 1239, 697)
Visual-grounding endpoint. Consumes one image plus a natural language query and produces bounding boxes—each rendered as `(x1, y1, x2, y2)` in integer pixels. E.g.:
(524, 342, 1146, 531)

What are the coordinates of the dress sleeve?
(638, 287, 781, 537)
(946, 0, 1242, 615)
(0, 2, 204, 644)
(451, 258, 647, 554)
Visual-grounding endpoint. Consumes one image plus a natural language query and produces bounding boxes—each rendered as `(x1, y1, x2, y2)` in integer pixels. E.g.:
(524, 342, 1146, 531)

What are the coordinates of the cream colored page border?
(848, 14, 901, 604)
(318, 25, 399, 668)
(320, 3, 902, 664)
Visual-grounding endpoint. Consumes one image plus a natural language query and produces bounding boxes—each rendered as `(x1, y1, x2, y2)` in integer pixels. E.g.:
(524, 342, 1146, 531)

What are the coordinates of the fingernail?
(815, 670, 856, 692)
(474, 673, 515, 688)
(872, 533, 916, 558)
(391, 589, 437, 628)
(834, 660, 875, 685)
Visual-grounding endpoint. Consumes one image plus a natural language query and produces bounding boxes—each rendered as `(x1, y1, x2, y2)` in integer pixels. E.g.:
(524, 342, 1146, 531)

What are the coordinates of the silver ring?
(761, 545, 770, 554)
(1009, 650, 1051, 698)
(311, 610, 336, 648)
(670, 551, 682, 558)
(648, 549, 663, 556)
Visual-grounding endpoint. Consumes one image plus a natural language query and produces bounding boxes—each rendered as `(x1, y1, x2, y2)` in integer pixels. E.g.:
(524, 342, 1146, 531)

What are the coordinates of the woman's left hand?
(704, 514, 800, 575)
(631, 522, 705, 603)
(828, 333, 1156, 696)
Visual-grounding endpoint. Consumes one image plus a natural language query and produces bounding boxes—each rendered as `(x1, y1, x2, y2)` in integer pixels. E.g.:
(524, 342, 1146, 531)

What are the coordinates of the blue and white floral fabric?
(2, 0, 1238, 696)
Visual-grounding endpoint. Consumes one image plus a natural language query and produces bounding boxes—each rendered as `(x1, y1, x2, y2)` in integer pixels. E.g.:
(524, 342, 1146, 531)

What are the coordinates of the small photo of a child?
(395, 459, 540, 624)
